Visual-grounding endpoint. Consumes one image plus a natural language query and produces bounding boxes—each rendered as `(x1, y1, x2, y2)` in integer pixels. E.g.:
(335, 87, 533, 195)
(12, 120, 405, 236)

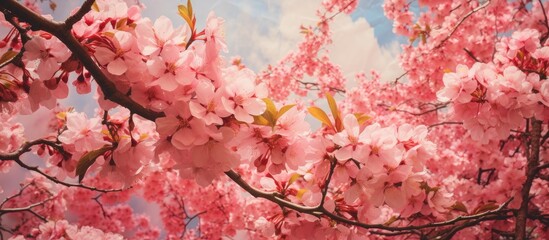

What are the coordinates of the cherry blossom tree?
(0, 0, 548, 239)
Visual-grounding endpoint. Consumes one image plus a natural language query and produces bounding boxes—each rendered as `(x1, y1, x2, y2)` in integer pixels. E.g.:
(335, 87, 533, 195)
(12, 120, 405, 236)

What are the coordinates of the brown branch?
(380, 102, 449, 116)
(225, 170, 321, 215)
(319, 158, 336, 208)
(463, 48, 481, 62)
(297, 80, 346, 94)
(64, 0, 95, 28)
(538, 0, 549, 43)
(0, 0, 164, 121)
(0, 139, 125, 193)
(515, 119, 542, 240)
(428, 121, 463, 129)
(435, 1, 491, 49)
(0, 12, 29, 69)
(226, 169, 514, 233)
(0, 139, 63, 160)
(0, 197, 54, 222)
(393, 71, 408, 84)
(434, 212, 514, 240)
(12, 157, 125, 193)
(92, 194, 108, 218)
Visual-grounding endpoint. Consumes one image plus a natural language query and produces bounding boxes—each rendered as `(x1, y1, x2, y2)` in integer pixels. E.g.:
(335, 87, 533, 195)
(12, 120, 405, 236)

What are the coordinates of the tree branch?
(435, 1, 491, 49)
(0, 0, 164, 121)
(226, 169, 514, 233)
(0, 197, 54, 222)
(64, 0, 95, 28)
(0, 139, 125, 193)
(515, 118, 542, 240)
(428, 121, 463, 129)
(538, 0, 549, 43)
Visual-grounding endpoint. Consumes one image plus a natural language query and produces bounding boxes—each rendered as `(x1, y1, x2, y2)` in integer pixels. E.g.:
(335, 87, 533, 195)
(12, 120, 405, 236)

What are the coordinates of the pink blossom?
(188, 81, 229, 125)
(178, 141, 239, 186)
(204, 12, 227, 62)
(436, 64, 477, 103)
(23, 36, 71, 79)
(221, 67, 266, 123)
(94, 31, 136, 76)
(155, 103, 209, 149)
(332, 114, 366, 161)
(135, 16, 187, 56)
(58, 112, 108, 151)
(147, 44, 195, 91)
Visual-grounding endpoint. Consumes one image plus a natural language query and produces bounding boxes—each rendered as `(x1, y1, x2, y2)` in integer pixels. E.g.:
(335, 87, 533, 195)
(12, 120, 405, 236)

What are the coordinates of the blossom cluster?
(0, 0, 548, 239)
(437, 29, 549, 144)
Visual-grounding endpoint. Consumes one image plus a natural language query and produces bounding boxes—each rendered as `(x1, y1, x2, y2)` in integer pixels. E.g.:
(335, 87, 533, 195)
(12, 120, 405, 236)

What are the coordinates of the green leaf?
(187, 0, 193, 17)
(325, 93, 342, 131)
(308, 106, 334, 129)
(354, 113, 372, 125)
(383, 216, 399, 226)
(261, 98, 277, 126)
(451, 201, 468, 214)
(253, 115, 270, 126)
(276, 104, 296, 120)
(76, 146, 112, 182)
(325, 93, 339, 120)
(474, 202, 499, 214)
(178, 0, 196, 31)
(287, 173, 301, 186)
(0, 50, 19, 67)
(263, 98, 277, 116)
(178, 5, 192, 28)
(91, 1, 99, 11)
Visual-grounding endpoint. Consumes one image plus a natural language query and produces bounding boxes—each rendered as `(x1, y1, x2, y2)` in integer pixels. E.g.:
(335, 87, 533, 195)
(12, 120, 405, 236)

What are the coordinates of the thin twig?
(0, 139, 125, 193)
(0, 197, 54, 222)
(435, 1, 491, 49)
(538, 0, 549, 43)
(428, 121, 463, 129)
(463, 48, 481, 62)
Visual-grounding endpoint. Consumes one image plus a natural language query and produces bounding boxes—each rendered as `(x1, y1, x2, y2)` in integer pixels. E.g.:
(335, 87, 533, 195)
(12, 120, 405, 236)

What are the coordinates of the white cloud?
(218, 0, 402, 83)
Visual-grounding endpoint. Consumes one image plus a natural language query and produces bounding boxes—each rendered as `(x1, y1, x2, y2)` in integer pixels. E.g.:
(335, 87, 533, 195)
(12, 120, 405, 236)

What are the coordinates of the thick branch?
(515, 119, 542, 240)
(0, 0, 164, 121)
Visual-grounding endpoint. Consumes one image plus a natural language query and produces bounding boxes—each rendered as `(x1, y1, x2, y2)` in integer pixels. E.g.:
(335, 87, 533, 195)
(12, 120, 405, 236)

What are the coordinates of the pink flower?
(23, 36, 71, 79)
(58, 112, 108, 151)
(147, 45, 195, 91)
(221, 67, 266, 123)
(436, 64, 477, 103)
(332, 114, 366, 162)
(274, 107, 310, 138)
(94, 31, 136, 76)
(539, 80, 549, 107)
(155, 103, 209, 149)
(178, 141, 239, 186)
(509, 28, 540, 54)
(204, 12, 227, 62)
(135, 16, 187, 56)
(188, 81, 229, 125)
(360, 123, 401, 172)
(427, 189, 454, 213)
